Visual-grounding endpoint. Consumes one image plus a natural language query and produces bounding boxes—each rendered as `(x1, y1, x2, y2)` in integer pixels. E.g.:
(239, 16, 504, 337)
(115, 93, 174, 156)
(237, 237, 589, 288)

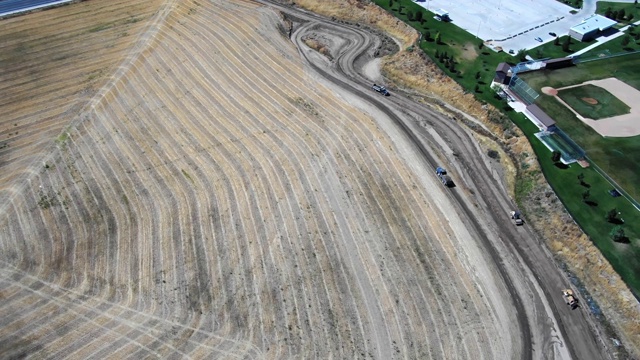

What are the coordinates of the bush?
(487, 149, 500, 159)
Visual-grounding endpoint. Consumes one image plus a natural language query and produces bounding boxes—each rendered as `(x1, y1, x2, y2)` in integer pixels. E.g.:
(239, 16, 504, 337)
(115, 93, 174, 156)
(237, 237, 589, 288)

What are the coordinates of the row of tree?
(604, 8, 635, 22)
(553, 150, 630, 243)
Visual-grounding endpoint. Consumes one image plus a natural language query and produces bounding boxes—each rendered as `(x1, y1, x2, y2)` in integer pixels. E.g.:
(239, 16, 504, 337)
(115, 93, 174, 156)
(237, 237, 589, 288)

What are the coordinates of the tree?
(612, 10, 619, 20)
(449, 61, 456, 72)
(425, 31, 431, 41)
(628, 14, 634, 22)
(434, 49, 439, 58)
(516, 49, 527, 62)
(622, 35, 631, 47)
(605, 9, 612, 19)
(554, 36, 560, 46)
(415, 11, 423, 23)
(577, 172, 585, 184)
(618, 9, 626, 20)
(581, 189, 591, 202)
(435, 32, 441, 44)
(407, 11, 414, 21)
(610, 225, 626, 242)
(479, 41, 484, 49)
(606, 208, 619, 223)
(389, 0, 393, 7)
(475, 71, 481, 79)
(551, 150, 562, 163)
(562, 36, 571, 52)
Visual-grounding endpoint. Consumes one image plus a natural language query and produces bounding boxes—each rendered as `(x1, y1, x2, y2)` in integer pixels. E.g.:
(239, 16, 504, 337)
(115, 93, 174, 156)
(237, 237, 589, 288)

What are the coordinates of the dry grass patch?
(461, 42, 479, 61)
(302, 36, 333, 59)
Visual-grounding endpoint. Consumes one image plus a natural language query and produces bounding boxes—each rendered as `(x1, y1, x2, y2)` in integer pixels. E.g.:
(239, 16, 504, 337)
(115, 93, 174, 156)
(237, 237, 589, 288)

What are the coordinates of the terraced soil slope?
(1, 0, 520, 358)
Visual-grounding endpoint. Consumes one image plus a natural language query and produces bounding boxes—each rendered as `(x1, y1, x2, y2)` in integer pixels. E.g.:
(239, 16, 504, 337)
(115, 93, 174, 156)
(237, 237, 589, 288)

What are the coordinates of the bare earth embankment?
(0, 0, 522, 358)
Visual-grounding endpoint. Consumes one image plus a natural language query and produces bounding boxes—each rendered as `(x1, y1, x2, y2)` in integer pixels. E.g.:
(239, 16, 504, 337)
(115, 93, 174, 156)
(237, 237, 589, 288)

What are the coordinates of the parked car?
(535, 37, 543, 42)
(549, 32, 557, 37)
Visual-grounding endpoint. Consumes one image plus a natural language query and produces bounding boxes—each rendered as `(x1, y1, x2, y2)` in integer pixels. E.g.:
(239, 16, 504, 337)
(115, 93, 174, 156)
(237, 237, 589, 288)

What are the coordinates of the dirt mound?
(582, 97, 598, 105)
(542, 87, 558, 96)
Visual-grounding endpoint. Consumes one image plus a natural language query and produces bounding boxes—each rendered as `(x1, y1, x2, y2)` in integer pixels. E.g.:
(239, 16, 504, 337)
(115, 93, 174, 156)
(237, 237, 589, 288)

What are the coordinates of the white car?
(535, 37, 543, 42)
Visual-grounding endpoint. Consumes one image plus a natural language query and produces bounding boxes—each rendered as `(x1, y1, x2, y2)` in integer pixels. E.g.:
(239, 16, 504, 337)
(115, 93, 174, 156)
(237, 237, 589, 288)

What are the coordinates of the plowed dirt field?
(1, 0, 534, 358)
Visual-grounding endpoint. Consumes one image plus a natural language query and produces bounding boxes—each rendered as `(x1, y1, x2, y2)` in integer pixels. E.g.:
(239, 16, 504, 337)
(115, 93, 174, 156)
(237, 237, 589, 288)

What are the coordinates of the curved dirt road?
(268, 2, 612, 359)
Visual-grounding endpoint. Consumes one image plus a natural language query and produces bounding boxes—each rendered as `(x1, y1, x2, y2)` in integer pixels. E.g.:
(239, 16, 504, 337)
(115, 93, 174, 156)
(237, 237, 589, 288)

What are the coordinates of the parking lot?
(417, 0, 587, 51)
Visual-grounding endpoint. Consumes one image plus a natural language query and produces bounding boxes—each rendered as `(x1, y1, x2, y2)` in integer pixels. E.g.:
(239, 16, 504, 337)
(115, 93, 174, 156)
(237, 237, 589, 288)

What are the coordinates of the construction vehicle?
(436, 167, 454, 187)
(562, 289, 579, 309)
(510, 210, 524, 226)
(372, 83, 390, 96)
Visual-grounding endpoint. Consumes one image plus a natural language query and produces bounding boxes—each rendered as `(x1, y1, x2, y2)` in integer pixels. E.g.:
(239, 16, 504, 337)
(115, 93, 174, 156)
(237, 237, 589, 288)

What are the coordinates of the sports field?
(557, 84, 630, 120)
(519, 53, 640, 200)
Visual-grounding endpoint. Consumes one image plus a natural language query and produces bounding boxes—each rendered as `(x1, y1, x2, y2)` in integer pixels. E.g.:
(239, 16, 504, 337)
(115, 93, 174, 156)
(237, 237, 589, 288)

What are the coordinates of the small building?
(433, 9, 450, 21)
(569, 15, 617, 41)
(494, 62, 512, 85)
(525, 104, 556, 131)
(543, 57, 574, 70)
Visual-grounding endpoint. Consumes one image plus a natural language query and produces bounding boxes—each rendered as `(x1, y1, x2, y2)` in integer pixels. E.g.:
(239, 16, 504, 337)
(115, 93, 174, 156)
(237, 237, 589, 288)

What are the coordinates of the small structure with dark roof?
(544, 57, 574, 70)
(494, 62, 512, 85)
(525, 104, 556, 131)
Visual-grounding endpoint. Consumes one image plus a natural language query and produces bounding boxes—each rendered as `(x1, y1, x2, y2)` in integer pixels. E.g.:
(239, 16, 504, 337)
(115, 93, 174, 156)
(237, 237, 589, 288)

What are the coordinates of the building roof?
(544, 57, 572, 65)
(495, 62, 511, 74)
(570, 15, 617, 35)
(526, 104, 556, 127)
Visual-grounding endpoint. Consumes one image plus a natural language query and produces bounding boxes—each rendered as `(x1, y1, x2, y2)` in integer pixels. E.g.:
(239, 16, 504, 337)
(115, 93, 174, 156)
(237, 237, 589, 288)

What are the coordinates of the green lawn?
(557, 84, 630, 119)
(579, 31, 640, 58)
(520, 52, 640, 90)
(596, 1, 640, 24)
(528, 36, 593, 59)
(374, 0, 640, 297)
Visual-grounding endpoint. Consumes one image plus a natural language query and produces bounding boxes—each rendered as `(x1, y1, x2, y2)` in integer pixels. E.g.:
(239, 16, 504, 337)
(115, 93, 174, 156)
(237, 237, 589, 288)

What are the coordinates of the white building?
(569, 14, 617, 41)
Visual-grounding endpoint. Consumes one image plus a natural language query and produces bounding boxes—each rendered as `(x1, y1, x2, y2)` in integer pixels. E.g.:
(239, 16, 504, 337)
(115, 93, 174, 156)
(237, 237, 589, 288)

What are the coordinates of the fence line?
(585, 156, 640, 212)
(573, 49, 640, 63)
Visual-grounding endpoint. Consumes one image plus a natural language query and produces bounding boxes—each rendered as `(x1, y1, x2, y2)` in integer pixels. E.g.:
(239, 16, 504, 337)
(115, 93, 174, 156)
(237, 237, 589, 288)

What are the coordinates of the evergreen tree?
(605, 9, 612, 19)
(622, 35, 631, 46)
(610, 225, 626, 242)
(562, 36, 571, 52)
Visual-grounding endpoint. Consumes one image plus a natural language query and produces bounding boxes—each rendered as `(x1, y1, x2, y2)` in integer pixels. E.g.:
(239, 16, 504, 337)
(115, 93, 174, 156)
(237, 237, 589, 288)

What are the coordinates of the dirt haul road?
(0, 0, 610, 359)
(265, 1, 612, 359)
